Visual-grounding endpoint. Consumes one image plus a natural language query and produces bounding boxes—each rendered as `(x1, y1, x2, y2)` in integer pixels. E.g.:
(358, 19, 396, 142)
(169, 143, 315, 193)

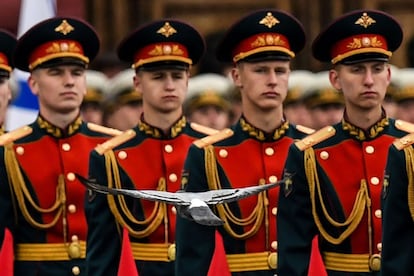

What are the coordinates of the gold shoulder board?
(395, 119, 414, 133)
(87, 122, 123, 136)
(296, 124, 315, 135)
(193, 128, 233, 148)
(94, 129, 136, 155)
(190, 122, 219, 135)
(295, 126, 336, 151)
(393, 133, 414, 151)
(0, 126, 33, 146)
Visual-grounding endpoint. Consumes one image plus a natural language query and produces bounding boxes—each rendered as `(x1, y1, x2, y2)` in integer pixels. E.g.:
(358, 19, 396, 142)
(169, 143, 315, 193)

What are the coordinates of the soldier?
(303, 71, 344, 130)
(102, 68, 142, 131)
(284, 70, 313, 127)
(185, 73, 233, 130)
(277, 9, 413, 275)
(84, 19, 214, 275)
(80, 70, 108, 125)
(391, 67, 414, 123)
(0, 17, 121, 275)
(175, 9, 326, 275)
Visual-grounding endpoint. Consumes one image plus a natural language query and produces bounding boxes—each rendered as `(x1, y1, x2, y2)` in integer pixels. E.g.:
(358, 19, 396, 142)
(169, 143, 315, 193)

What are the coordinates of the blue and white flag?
(6, 0, 56, 130)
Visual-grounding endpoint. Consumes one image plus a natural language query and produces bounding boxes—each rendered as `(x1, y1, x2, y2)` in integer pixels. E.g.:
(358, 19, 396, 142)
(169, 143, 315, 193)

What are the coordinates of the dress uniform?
(382, 82, 414, 275)
(175, 9, 322, 276)
(0, 17, 121, 276)
(277, 10, 412, 275)
(84, 19, 210, 276)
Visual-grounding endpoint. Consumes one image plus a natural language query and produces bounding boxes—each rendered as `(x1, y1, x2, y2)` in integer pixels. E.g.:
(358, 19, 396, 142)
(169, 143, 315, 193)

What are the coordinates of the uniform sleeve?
(175, 145, 216, 276)
(381, 145, 414, 275)
(85, 150, 122, 275)
(277, 144, 317, 276)
(0, 148, 13, 248)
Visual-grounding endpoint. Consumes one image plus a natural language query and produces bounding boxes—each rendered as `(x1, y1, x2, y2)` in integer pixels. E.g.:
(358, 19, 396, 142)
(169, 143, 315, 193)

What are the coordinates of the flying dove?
(77, 174, 286, 226)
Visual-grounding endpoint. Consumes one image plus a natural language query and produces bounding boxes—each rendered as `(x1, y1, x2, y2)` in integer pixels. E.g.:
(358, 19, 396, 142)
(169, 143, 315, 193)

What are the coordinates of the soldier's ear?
(328, 69, 341, 91)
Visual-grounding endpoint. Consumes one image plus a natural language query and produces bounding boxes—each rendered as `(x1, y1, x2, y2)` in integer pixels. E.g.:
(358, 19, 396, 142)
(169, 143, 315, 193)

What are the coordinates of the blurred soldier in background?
(284, 70, 313, 127)
(303, 71, 344, 130)
(392, 67, 414, 123)
(185, 73, 233, 130)
(102, 69, 142, 130)
(80, 70, 108, 125)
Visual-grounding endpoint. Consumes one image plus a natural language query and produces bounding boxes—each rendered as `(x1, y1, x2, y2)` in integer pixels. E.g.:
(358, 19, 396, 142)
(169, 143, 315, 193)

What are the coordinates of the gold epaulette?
(94, 129, 136, 155)
(193, 128, 233, 148)
(295, 126, 336, 151)
(190, 122, 219, 135)
(296, 124, 315, 135)
(395, 119, 414, 133)
(393, 133, 414, 151)
(87, 122, 122, 136)
(0, 126, 33, 146)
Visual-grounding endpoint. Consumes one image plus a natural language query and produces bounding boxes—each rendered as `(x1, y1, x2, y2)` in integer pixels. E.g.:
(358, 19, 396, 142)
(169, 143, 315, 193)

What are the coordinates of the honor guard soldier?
(391, 67, 414, 123)
(0, 17, 121, 276)
(277, 9, 414, 275)
(175, 9, 327, 275)
(102, 68, 142, 131)
(80, 70, 108, 125)
(185, 73, 233, 130)
(382, 69, 414, 275)
(0, 30, 16, 134)
(84, 19, 221, 276)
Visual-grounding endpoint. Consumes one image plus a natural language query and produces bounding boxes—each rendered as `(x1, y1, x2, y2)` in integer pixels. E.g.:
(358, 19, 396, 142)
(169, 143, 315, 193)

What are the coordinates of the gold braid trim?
(403, 147, 414, 222)
(5, 143, 66, 229)
(304, 147, 369, 244)
(104, 150, 166, 239)
(204, 145, 265, 239)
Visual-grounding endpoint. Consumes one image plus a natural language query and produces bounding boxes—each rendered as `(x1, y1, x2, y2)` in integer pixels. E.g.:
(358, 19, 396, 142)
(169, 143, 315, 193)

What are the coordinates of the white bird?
(77, 174, 287, 226)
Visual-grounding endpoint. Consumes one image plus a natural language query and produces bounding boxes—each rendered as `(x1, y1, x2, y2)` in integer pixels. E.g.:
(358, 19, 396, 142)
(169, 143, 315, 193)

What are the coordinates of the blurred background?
(2, 0, 414, 73)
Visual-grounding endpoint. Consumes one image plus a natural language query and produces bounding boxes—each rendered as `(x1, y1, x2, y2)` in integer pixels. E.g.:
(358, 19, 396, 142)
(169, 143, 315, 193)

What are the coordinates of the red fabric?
(309, 236, 327, 276)
(208, 231, 231, 276)
(0, 229, 14, 276)
(117, 228, 138, 276)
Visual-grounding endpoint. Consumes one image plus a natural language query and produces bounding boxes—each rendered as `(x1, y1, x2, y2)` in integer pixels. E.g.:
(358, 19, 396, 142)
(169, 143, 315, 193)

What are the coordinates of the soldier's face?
(134, 69, 189, 114)
(329, 62, 390, 110)
(0, 77, 11, 123)
(29, 65, 86, 114)
(232, 60, 290, 111)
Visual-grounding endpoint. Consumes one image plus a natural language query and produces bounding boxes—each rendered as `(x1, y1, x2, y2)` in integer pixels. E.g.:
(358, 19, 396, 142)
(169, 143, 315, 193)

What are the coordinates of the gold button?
(267, 252, 277, 269)
(269, 176, 278, 183)
(71, 235, 78, 242)
(265, 147, 274, 156)
(67, 172, 75, 181)
(16, 146, 24, 155)
(272, 207, 277, 216)
(72, 265, 80, 275)
(171, 206, 177, 215)
(118, 151, 127, 159)
(68, 204, 76, 214)
(365, 146, 374, 154)
(168, 244, 176, 261)
(219, 149, 228, 158)
(369, 254, 381, 271)
(62, 143, 71, 151)
(271, 241, 278, 250)
(320, 151, 329, 160)
(165, 144, 173, 153)
(370, 177, 380, 185)
(169, 173, 178, 182)
(375, 209, 382, 218)
(377, 242, 382, 251)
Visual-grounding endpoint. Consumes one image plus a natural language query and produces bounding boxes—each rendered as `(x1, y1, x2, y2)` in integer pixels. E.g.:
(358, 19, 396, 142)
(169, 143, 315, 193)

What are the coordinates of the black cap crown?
(14, 17, 100, 72)
(216, 9, 306, 63)
(0, 30, 17, 77)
